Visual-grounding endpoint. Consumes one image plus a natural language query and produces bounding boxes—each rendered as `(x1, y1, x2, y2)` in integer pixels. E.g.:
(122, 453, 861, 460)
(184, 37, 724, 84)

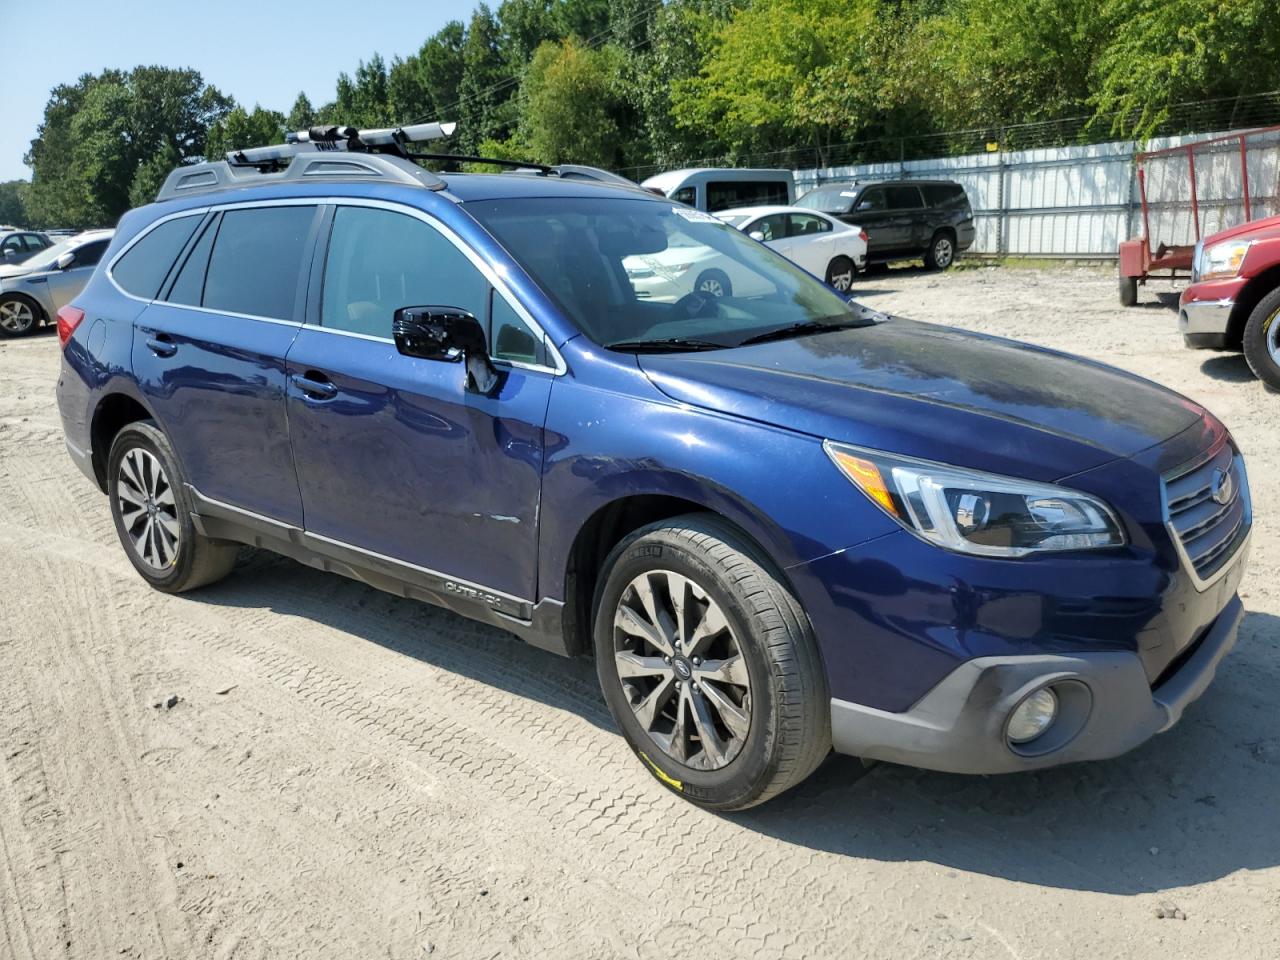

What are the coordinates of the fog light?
(1007, 687, 1058, 744)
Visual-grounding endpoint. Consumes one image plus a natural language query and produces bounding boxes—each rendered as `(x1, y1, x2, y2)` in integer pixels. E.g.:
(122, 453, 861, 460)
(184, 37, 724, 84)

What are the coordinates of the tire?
(825, 255, 857, 292)
(1119, 273, 1139, 307)
(923, 231, 956, 270)
(0, 294, 41, 337)
(593, 514, 830, 810)
(107, 420, 238, 593)
(694, 268, 731, 299)
(1242, 285, 1280, 390)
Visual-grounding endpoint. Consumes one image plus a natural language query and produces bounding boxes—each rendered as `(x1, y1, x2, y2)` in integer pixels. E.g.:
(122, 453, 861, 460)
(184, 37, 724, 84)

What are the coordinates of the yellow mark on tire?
(639, 752, 683, 791)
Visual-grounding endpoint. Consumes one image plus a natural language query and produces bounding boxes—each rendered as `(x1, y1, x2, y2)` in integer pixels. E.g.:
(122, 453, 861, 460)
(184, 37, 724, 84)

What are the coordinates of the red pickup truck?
(1179, 213, 1280, 389)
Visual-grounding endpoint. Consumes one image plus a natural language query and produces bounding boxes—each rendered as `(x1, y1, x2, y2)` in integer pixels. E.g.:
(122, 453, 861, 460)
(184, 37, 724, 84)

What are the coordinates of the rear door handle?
(290, 372, 338, 400)
(145, 334, 177, 358)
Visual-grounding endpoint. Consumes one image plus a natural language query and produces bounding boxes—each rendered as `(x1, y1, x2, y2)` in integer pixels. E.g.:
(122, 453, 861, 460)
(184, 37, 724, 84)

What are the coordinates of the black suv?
(795, 180, 975, 270)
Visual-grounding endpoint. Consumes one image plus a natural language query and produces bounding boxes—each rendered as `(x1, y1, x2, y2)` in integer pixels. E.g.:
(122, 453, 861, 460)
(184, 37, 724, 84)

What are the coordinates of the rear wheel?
(825, 255, 856, 292)
(594, 515, 830, 810)
(108, 421, 238, 593)
(0, 295, 40, 337)
(694, 268, 731, 299)
(1242, 285, 1280, 390)
(923, 231, 956, 270)
(1119, 273, 1139, 307)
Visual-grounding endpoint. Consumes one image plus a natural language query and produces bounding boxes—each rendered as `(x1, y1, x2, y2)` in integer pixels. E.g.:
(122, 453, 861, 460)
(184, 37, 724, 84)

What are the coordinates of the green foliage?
(25, 67, 232, 229)
(205, 106, 287, 157)
(0, 181, 32, 228)
(286, 92, 318, 131)
(521, 38, 626, 165)
(1091, 0, 1280, 136)
(19, 0, 1280, 222)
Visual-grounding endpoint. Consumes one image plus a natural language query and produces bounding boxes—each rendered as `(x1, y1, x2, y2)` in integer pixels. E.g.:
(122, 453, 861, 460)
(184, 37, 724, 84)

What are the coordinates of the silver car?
(0, 229, 52, 265)
(0, 230, 113, 337)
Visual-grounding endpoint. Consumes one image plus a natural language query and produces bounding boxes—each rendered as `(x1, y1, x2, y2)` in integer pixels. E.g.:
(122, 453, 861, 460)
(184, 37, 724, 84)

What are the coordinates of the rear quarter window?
(111, 216, 202, 299)
(922, 184, 967, 208)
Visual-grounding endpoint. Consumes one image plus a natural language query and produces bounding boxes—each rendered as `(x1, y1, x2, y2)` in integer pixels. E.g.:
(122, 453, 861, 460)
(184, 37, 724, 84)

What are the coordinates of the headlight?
(1198, 239, 1252, 281)
(825, 442, 1126, 557)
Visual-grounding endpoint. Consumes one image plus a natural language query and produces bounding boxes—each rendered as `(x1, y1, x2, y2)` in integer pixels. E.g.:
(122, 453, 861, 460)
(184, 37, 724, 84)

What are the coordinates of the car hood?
(0, 263, 34, 280)
(636, 318, 1205, 482)
(1202, 212, 1280, 246)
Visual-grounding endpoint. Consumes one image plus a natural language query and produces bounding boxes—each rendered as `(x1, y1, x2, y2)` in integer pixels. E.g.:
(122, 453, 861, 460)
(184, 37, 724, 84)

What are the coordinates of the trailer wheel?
(1118, 274, 1138, 307)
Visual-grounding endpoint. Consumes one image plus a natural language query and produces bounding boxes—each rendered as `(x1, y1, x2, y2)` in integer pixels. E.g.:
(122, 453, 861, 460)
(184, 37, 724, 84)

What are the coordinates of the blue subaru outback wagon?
(56, 126, 1252, 809)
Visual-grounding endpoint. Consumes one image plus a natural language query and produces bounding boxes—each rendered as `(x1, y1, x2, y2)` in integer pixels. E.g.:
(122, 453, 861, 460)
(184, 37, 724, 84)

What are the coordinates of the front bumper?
(1179, 276, 1247, 349)
(830, 593, 1243, 773)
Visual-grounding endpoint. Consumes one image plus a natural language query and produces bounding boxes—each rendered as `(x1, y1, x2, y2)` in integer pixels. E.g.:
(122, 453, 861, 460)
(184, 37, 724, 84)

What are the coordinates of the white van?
(641, 168, 795, 213)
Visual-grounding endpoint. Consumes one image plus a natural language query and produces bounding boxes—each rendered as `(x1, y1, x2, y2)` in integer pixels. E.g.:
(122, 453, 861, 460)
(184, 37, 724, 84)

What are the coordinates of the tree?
(205, 105, 286, 156)
(128, 143, 181, 208)
(458, 5, 512, 151)
(521, 37, 625, 165)
(333, 54, 393, 127)
(417, 20, 467, 122)
(671, 0, 853, 160)
(25, 67, 232, 228)
(286, 92, 317, 131)
(0, 182, 32, 228)
(1090, 0, 1280, 136)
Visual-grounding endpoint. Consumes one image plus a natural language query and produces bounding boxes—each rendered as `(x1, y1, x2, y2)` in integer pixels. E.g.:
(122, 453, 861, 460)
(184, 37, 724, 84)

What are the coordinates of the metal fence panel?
(795, 127, 1280, 258)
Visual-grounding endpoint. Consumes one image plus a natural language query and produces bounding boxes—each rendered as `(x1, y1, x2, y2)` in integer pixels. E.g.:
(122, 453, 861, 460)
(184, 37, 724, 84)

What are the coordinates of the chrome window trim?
(106, 196, 566, 375)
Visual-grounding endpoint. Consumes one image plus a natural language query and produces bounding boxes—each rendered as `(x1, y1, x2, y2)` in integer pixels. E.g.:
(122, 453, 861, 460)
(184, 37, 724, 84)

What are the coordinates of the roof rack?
(154, 121, 457, 202)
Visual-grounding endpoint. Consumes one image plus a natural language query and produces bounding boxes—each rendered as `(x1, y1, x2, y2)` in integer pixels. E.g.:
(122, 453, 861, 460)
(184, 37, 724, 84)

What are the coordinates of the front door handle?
(290, 372, 338, 400)
(145, 334, 177, 358)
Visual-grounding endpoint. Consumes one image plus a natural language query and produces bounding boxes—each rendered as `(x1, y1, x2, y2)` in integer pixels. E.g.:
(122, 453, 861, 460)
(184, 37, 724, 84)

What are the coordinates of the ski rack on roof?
(154, 121, 457, 202)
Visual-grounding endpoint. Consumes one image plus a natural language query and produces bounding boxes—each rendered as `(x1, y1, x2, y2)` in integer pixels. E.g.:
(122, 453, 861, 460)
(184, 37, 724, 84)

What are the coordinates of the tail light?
(57, 305, 85, 347)
(859, 228, 869, 244)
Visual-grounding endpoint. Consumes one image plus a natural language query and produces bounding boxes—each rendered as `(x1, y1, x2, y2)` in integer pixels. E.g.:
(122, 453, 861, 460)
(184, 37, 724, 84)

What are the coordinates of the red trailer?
(1118, 124, 1280, 305)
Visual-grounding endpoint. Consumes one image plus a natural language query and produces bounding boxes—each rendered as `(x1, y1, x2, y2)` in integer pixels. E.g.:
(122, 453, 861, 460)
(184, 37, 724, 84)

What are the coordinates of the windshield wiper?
(735, 318, 868, 347)
(604, 337, 729, 353)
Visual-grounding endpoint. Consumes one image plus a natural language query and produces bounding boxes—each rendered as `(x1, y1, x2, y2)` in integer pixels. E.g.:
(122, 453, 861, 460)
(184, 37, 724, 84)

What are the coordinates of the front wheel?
(108, 421, 238, 593)
(924, 232, 956, 270)
(0, 295, 40, 337)
(1242, 285, 1280, 390)
(694, 268, 731, 299)
(825, 255, 856, 292)
(594, 515, 830, 810)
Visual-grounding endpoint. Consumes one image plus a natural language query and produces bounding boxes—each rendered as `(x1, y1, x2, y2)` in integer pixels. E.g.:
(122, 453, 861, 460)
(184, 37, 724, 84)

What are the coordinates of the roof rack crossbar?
(153, 120, 457, 202)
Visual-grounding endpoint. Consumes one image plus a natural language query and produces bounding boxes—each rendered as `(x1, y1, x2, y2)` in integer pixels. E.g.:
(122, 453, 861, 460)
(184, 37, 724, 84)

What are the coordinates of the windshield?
(795, 186, 857, 214)
(467, 197, 868, 350)
(21, 237, 78, 271)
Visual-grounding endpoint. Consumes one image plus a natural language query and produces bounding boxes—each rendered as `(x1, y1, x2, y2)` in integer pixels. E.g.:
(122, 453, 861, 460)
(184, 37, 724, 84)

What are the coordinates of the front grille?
(1163, 443, 1250, 587)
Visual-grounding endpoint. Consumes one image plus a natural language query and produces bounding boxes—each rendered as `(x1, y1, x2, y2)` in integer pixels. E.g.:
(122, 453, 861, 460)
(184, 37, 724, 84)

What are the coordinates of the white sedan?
(718, 206, 868, 291)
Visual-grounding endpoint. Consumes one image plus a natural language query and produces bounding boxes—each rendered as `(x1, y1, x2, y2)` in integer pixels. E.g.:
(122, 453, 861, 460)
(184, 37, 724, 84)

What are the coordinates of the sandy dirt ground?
(1, 264, 1277, 960)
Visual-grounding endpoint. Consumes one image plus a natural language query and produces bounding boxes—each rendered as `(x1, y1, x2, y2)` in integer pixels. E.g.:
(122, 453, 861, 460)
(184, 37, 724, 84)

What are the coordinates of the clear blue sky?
(0, 0, 481, 181)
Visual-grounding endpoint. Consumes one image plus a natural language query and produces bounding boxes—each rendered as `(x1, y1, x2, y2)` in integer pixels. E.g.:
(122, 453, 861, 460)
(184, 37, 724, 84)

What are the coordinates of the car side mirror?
(748, 230, 766, 242)
(56, 252, 75, 270)
(1, 249, 16, 262)
(393, 305, 502, 394)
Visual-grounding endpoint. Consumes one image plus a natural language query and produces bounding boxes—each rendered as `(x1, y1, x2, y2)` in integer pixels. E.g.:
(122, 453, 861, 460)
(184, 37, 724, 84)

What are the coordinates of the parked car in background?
(719, 206, 868, 291)
(57, 132, 1251, 810)
(641, 168, 794, 213)
(0, 229, 52, 265)
(796, 180, 975, 270)
(1179, 214, 1280, 389)
(0, 230, 114, 337)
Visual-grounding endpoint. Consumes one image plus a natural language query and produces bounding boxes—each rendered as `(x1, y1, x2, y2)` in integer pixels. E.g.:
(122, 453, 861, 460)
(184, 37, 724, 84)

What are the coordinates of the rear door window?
(111, 215, 202, 299)
(706, 180, 789, 213)
(23, 234, 48, 252)
(886, 185, 924, 209)
(786, 213, 831, 237)
(202, 205, 317, 321)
